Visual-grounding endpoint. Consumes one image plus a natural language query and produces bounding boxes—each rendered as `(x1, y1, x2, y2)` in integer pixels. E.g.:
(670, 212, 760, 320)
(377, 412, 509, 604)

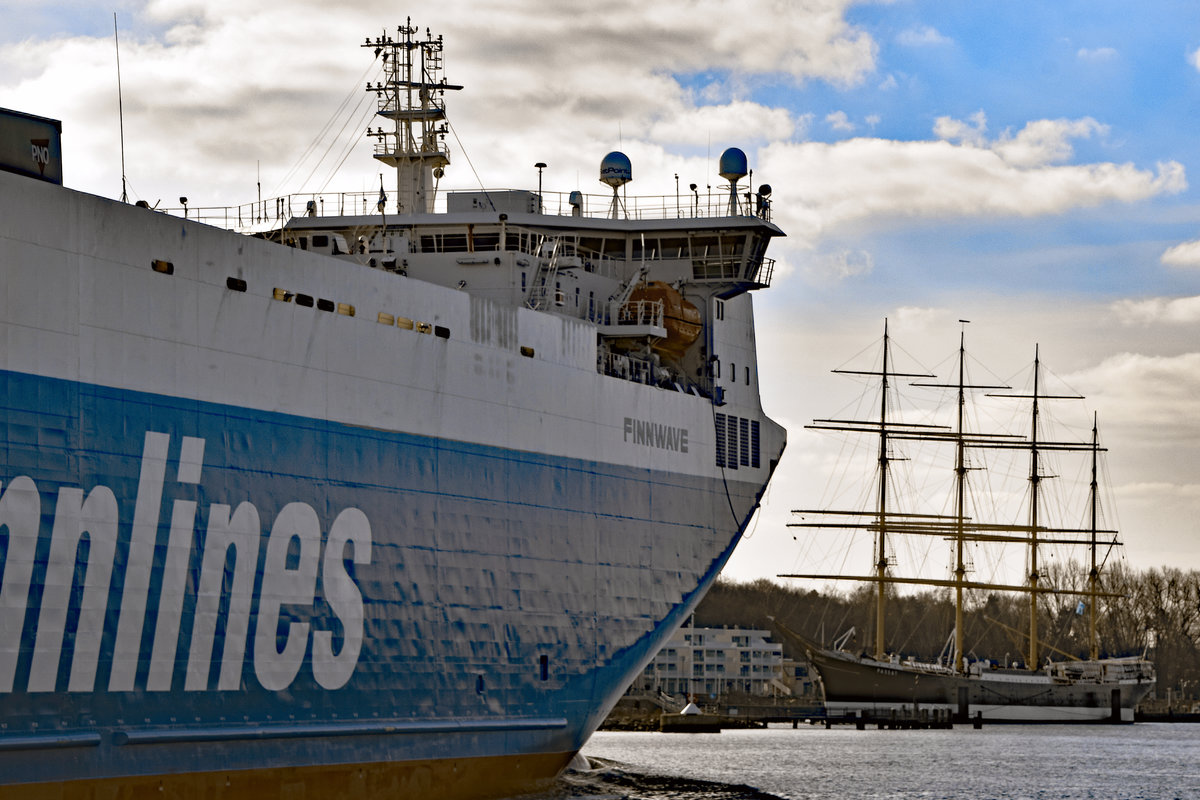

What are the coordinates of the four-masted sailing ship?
(779, 322, 1155, 723)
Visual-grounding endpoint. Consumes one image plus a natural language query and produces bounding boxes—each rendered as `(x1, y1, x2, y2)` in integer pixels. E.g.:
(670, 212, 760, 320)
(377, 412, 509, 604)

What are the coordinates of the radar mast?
(365, 21, 462, 214)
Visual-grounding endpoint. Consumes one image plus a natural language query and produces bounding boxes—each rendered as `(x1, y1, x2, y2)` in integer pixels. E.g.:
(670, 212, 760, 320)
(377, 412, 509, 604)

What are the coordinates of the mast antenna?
(114, 12, 128, 203)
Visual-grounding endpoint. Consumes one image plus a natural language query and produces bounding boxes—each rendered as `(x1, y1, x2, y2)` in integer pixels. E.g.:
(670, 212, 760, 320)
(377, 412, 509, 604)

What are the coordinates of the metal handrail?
(160, 186, 774, 230)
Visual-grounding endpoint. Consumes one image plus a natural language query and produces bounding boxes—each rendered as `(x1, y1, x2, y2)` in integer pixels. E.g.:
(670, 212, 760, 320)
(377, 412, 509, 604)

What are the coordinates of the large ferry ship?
(0, 24, 785, 798)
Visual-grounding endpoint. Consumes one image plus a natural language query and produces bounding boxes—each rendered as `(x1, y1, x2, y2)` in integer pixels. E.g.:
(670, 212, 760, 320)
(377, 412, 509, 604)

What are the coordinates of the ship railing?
(157, 186, 775, 229)
(599, 351, 654, 385)
(609, 298, 665, 328)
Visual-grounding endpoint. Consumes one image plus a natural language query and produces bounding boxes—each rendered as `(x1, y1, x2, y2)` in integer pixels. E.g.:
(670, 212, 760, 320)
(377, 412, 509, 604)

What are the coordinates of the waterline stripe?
(113, 717, 569, 745)
(0, 732, 102, 751)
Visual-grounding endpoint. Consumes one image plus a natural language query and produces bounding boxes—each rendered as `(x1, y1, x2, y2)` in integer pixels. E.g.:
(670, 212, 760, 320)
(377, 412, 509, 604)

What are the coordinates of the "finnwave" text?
(0, 432, 372, 695)
(623, 417, 689, 453)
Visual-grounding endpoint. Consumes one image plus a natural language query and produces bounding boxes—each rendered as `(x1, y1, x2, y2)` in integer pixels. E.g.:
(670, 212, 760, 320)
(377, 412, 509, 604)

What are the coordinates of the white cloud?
(990, 117, 1108, 168)
(0, 0, 879, 204)
(1068, 352, 1200, 448)
(878, 74, 898, 91)
(896, 25, 951, 47)
(1190, 46, 1200, 72)
(825, 110, 855, 132)
(933, 111, 988, 147)
(1111, 295, 1200, 325)
(935, 112, 1108, 167)
(761, 132, 1185, 242)
(1161, 239, 1200, 268)
(649, 101, 796, 146)
(1077, 47, 1118, 61)
(802, 248, 874, 282)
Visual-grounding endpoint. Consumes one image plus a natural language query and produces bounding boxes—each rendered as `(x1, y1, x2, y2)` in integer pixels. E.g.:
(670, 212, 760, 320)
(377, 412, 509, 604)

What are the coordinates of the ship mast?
(1088, 413, 1102, 661)
(874, 320, 891, 660)
(988, 346, 1087, 670)
(952, 330, 970, 673)
(364, 21, 462, 214)
(910, 324, 1010, 673)
(1029, 347, 1043, 669)
(786, 321, 938, 660)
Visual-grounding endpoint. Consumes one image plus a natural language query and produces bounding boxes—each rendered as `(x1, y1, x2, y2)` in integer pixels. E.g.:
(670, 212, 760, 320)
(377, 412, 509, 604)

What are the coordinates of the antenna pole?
(114, 13, 128, 203)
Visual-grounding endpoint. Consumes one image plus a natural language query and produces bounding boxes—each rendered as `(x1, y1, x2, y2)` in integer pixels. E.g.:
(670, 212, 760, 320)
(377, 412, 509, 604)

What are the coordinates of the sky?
(3, 0, 1200, 588)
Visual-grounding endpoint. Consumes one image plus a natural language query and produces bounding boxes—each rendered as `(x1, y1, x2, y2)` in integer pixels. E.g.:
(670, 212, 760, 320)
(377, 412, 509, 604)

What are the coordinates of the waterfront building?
(631, 625, 788, 699)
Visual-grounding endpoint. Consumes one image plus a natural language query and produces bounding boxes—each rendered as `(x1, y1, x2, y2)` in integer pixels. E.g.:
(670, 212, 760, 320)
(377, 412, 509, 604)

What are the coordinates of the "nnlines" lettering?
(0, 431, 373, 695)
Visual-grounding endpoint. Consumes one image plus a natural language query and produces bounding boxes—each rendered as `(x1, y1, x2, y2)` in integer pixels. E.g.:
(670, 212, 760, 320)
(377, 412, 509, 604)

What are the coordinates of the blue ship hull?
(0, 368, 765, 790)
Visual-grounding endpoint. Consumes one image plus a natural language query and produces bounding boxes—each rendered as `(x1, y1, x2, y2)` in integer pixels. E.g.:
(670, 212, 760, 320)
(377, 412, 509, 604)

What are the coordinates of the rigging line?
(272, 56, 382, 197)
(445, 118, 491, 208)
(298, 87, 377, 196)
(316, 92, 381, 195)
(113, 13, 127, 203)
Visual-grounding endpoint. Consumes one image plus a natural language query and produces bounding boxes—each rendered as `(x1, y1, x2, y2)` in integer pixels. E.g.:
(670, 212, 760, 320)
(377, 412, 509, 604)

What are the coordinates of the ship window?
(151, 259, 174, 275)
(396, 317, 414, 330)
(476, 674, 485, 694)
(337, 303, 355, 317)
(730, 363, 735, 382)
(726, 416, 739, 471)
(520, 346, 535, 358)
(521, 272, 526, 291)
(378, 312, 395, 326)
(415, 321, 432, 334)
(226, 277, 247, 292)
(751, 420, 761, 468)
(295, 293, 314, 307)
(272, 288, 293, 302)
(539, 655, 549, 681)
(714, 299, 724, 321)
(473, 233, 499, 250)
(434, 325, 450, 339)
(298, 238, 308, 251)
(745, 366, 750, 385)
(714, 413, 727, 468)
(312, 235, 329, 248)
(317, 298, 335, 312)
(441, 233, 469, 252)
(739, 417, 750, 466)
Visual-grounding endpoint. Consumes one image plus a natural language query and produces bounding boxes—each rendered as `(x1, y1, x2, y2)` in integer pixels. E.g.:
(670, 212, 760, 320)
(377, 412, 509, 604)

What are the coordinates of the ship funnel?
(600, 151, 632, 219)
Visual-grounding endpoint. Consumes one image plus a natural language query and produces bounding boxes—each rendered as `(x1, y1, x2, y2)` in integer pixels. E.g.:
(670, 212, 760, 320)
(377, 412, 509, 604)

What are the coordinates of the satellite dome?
(719, 147, 748, 182)
(599, 151, 632, 188)
(758, 183, 772, 197)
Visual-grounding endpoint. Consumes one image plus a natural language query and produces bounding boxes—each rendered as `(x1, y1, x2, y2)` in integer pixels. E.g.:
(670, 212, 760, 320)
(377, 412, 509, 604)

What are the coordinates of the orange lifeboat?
(626, 281, 701, 359)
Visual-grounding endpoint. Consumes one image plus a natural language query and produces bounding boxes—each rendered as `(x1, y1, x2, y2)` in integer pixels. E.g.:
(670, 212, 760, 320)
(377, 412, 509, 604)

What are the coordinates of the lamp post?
(534, 162, 547, 212)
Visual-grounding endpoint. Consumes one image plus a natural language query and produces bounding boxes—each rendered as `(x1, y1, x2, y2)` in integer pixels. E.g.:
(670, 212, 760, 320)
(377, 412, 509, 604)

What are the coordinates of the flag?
(1075, 600, 1086, 615)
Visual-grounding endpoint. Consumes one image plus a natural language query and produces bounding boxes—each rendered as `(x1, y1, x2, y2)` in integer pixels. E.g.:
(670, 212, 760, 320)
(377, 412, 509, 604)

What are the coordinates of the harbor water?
(554, 724, 1200, 799)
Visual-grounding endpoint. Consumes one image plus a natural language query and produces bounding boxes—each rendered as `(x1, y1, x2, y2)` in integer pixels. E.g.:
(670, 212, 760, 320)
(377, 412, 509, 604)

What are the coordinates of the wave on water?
(538, 756, 786, 800)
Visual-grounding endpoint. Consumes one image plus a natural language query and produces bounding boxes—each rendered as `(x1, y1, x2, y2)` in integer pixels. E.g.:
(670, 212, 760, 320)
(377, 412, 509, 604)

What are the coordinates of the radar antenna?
(599, 151, 632, 219)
